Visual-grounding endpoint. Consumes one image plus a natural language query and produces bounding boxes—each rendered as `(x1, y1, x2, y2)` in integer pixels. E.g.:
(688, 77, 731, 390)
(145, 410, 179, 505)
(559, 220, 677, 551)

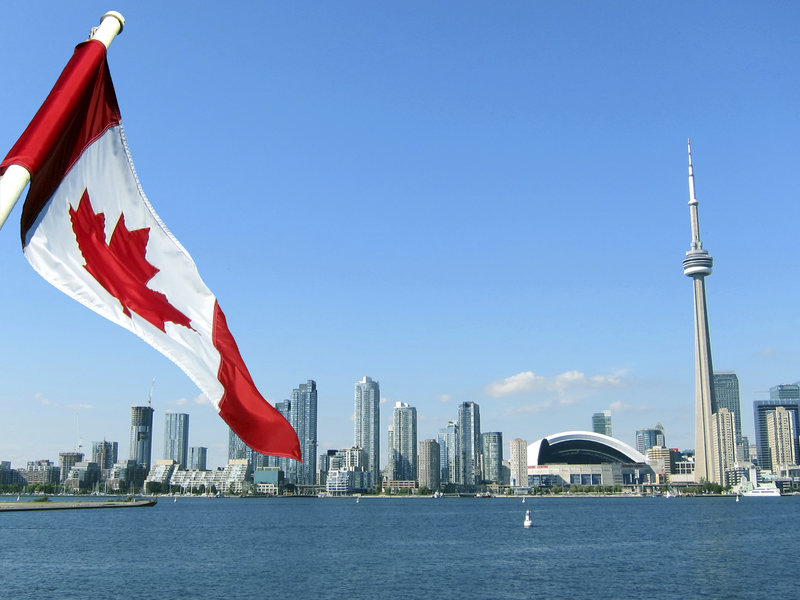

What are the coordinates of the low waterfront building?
(325, 468, 373, 495)
(106, 460, 145, 492)
(254, 466, 283, 495)
(146, 460, 178, 486)
(64, 461, 101, 491)
(19, 460, 60, 486)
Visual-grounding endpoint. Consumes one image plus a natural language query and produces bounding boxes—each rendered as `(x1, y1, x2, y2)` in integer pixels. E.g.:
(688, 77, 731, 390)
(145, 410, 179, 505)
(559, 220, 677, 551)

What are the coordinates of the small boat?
(523, 509, 532, 528)
(522, 497, 525, 504)
(356, 497, 360, 503)
(735, 495, 740, 502)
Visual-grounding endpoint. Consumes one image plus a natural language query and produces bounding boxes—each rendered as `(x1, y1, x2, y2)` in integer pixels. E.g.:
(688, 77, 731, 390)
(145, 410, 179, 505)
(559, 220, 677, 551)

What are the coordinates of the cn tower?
(682, 140, 718, 484)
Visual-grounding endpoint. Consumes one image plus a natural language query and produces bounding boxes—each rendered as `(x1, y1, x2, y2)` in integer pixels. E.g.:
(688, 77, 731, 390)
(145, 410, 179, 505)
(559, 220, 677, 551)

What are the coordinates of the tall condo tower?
(682, 141, 719, 484)
(163, 412, 189, 469)
(129, 405, 154, 470)
(288, 380, 318, 486)
(354, 376, 380, 489)
(391, 402, 417, 481)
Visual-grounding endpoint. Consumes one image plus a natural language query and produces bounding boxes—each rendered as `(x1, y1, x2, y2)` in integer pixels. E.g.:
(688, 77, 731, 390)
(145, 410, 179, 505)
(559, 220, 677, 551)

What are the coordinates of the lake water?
(1, 495, 798, 599)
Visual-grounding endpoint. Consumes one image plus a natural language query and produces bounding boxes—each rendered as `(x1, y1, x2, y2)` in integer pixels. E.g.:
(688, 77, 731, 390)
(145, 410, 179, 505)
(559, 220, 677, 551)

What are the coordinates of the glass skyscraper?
(288, 380, 318, 486)
(480, 432, 503, 484)
(458, 402, 481, 488)
(354, 376, 380, 489)
(438, 421, 460, 485)
(713, 372, 741, 436)
(189, 446, 207, 471)
(163, 412, 189, 469)
(129, 405, 154, 469)
(592, 410, 612, 437)
(635, 424, 665, 455)
(391, 401, 417, 481)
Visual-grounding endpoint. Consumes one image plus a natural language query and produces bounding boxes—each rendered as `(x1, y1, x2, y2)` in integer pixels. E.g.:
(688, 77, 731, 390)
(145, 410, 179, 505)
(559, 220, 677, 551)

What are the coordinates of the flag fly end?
(90, 11, 125, 48)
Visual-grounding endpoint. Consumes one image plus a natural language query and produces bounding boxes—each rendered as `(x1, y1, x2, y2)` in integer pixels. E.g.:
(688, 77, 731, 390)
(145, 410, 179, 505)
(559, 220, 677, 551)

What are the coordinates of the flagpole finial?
(90, 11, 125, 48)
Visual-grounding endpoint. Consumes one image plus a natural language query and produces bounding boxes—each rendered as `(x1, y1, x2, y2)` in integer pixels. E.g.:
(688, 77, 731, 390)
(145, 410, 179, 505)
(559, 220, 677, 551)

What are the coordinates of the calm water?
(2, 495, 798, 599)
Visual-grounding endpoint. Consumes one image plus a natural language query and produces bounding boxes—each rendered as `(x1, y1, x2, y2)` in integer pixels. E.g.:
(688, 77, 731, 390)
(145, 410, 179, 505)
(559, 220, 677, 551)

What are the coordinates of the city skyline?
(2, 4, 800, 469)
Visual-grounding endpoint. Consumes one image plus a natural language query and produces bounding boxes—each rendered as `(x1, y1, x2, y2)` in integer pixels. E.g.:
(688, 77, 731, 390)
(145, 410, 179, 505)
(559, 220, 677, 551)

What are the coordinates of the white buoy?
(523, 509, 532, 528)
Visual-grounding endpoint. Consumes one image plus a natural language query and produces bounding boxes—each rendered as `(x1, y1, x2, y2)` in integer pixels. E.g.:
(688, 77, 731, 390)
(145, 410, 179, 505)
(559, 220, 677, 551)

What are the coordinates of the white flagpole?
(0, 11, 124, 232)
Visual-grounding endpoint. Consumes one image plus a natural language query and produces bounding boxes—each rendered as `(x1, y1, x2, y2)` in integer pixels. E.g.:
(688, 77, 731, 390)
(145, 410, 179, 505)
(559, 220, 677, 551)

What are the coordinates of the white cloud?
(67, 403, 93, 411)
(380, 396, 391, 404)
(192, 394, 207, 405)
(486, 369, 626, 405)
(438, 394, 452, 403)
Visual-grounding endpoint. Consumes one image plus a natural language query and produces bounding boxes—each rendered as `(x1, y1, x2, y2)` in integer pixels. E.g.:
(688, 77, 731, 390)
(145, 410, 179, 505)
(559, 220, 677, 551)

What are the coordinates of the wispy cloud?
(486, 369, 625, 405)
(759, 347, 778, 359)
(67, 403, 93, 411)
(609, 400, 648, 413)
(505, 401, 554, 415)
(438, 394, 452, 403)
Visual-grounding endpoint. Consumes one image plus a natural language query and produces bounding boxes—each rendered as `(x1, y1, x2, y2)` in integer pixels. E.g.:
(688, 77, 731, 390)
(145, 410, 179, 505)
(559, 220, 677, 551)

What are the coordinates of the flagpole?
(0, 11, 124, 232)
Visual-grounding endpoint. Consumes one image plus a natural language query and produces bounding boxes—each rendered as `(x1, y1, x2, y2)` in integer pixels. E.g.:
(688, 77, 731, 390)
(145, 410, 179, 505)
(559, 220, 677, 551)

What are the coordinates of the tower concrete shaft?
(682, 141, 718, 484)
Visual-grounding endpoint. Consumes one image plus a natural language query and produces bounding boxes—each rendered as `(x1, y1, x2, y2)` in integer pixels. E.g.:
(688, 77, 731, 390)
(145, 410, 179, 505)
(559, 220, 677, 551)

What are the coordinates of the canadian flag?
(1, 39, 301, 461)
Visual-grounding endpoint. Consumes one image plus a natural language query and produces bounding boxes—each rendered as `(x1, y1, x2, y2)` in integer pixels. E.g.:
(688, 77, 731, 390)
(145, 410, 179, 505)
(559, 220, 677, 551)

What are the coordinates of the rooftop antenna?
(76, 415, 82, 454)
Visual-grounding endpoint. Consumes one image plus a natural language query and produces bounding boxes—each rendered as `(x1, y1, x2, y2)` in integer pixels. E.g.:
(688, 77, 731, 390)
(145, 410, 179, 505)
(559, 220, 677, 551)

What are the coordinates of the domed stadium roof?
(527, 431, 647, 466)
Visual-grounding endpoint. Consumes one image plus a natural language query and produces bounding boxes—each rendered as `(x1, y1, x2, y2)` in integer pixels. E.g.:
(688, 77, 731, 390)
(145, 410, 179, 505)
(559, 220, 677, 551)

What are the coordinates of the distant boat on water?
(743, 484, 781, 497)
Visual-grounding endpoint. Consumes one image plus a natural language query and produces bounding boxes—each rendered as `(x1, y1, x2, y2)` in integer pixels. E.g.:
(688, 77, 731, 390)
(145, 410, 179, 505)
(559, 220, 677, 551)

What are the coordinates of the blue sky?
(1, 2, 799, 470)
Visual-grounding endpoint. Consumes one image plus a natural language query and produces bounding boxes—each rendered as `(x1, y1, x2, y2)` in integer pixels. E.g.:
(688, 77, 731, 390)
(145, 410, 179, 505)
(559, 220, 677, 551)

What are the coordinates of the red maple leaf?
(69, 189, 193, 332)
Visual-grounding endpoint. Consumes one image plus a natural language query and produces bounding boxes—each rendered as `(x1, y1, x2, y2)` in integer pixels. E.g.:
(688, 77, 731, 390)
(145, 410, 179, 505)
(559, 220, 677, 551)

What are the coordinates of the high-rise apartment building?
(189, 446, 207, 471)
(129, 405, 154, 469)
(91, 441, 118, 470)
(592, 411, 612, 437)
(766, 406, 797, 471)
(58, 452, 84, 483)
(418, 439, 440, 491)
(391, 402, 417, 481)
(288, 380, 318, 486)
(682, 143, 719, 484)
(458, 402, 481, 488)
(754, 398, 800, 472)
(354, 376, 380, 489)
(711, 408, 737, 486)
(509, 438, 528, 487)
(480, 432, 503, 484)
(438, 421, 460, 485)
(163, 412, 189, 469)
